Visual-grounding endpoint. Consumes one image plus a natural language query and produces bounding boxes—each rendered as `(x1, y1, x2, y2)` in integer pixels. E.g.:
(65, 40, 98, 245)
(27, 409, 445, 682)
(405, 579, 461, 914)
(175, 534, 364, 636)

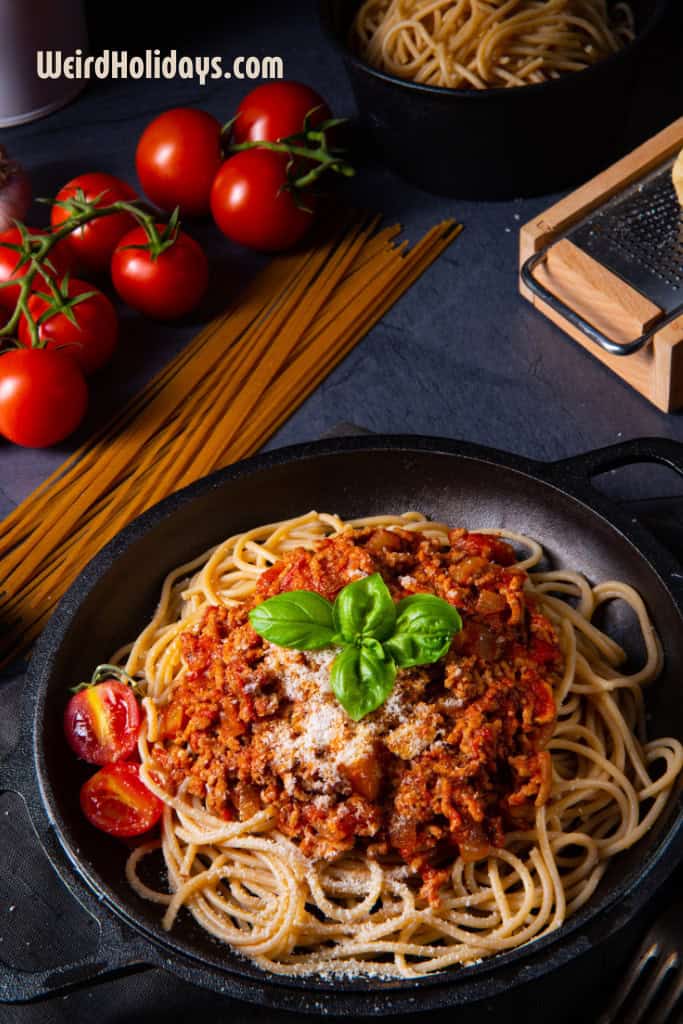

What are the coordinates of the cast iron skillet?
(1, 435, 683, 1014)
(318, 0, 670, 197)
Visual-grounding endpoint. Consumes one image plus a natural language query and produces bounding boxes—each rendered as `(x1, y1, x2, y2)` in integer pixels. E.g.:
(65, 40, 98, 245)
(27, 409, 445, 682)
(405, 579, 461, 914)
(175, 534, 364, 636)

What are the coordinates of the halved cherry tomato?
(232, 82, 331, 144)
(0, 227, 73, 310)
(64, 680, 141, 764)
(211, 150, 315, 252)
(51, 173, 138, 273)
(136, 108, 223, 216)
(18, 278, 118, 375)
(111, 224, 208, 319)
(80, 762, 163, 838)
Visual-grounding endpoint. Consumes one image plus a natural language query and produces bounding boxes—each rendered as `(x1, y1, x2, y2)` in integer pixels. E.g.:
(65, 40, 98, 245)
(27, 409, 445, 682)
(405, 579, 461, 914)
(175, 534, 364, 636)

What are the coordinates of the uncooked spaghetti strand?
(170, 213, 383, 491)
(226, 223, 461, 460)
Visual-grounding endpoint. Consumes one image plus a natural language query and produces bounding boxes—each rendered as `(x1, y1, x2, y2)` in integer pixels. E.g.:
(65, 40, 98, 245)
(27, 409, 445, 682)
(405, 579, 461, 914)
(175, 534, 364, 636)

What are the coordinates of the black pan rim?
(317, 0, 670, 103)
(24, 435, 683, 1010)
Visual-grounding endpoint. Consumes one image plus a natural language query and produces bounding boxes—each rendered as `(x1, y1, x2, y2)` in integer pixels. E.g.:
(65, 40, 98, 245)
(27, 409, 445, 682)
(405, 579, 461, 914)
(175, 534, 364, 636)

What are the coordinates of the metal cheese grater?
(521, 157, 683, 356)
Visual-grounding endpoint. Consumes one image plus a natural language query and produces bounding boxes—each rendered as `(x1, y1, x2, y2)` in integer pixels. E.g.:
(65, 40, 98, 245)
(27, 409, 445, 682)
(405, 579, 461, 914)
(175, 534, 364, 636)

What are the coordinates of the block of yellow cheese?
(674, 148, 683, 205)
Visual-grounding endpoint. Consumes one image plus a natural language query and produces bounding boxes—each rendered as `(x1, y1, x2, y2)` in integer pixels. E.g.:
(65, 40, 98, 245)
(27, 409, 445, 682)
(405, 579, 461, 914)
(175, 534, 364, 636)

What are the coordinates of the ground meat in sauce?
(151, 527, 561, 902)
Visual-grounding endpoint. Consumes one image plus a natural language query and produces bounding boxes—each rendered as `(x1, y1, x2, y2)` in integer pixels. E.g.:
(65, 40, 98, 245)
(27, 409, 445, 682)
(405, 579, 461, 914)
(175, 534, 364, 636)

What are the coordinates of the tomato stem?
(227, 115, 354, 191)
(69, 663, 144, 696)
(0, 197, 182, 346)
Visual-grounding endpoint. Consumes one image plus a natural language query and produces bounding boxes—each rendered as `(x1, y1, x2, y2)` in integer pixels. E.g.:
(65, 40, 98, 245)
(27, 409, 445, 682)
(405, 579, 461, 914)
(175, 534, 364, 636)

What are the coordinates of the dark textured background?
(1, 1, 683, 1020)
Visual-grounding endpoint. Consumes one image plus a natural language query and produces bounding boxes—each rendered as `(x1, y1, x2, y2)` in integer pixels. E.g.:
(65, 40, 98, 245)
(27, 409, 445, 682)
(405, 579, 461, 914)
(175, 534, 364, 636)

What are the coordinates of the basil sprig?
(249, 574, 462, 721)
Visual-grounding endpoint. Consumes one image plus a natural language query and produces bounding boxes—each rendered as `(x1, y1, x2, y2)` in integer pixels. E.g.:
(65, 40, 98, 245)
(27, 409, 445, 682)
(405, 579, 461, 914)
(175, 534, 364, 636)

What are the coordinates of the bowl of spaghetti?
(14, 436, 683, 1013)
(318, 0, 669, 197)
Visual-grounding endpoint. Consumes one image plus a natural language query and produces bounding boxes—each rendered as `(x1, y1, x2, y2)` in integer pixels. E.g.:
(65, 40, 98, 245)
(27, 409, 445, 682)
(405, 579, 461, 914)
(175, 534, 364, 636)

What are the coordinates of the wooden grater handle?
(540, 240, 662, 344)
(521, 239, 665, 356)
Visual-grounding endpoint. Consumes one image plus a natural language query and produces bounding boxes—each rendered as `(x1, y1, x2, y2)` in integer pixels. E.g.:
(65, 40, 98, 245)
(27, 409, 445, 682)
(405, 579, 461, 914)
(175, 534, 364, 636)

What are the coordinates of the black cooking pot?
(1, 436, 683, 1014)
(318, 0, 669, 197)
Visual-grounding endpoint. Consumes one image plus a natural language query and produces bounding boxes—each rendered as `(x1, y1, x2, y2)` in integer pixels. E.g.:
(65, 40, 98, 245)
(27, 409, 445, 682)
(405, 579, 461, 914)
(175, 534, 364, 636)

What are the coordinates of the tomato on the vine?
(232, 82, 331, 144)
(0, 227, 74, 311)
(136, 108, 223, 216)
(111, 225, 208, 319)
(0, 348, 87, 447)
(80, 762, 163, 838)
(211, 150, 315, 252)
(51, 173, 138, 273)
(18, 278, 118, 375)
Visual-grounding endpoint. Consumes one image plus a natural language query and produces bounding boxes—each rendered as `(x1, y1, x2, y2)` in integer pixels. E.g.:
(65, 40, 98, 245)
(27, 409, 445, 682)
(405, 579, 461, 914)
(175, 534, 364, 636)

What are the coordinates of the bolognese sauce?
(151, 528, 561, 901)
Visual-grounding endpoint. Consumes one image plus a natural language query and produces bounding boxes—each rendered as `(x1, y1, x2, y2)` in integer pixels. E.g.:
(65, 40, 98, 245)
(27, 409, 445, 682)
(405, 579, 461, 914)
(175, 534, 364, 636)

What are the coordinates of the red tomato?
(232, 82, 331, 144)
(111, 225, 208, 319)
(18, 278, 118, 375)
(211, 151, 315, 252)
(64, 680, 141, 765)
(0, 227, 73, 311)
(136, 108, 223, 216)
(0, 348, 87, 447)
(80, 762, 163, 838)
(51, 173, 137, 273)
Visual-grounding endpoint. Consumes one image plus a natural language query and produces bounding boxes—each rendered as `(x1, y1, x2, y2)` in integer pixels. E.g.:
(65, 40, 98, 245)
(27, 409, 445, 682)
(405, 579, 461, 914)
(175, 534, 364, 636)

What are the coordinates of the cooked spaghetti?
(121, 512, 682, 978)
(352, 0, 636, 90)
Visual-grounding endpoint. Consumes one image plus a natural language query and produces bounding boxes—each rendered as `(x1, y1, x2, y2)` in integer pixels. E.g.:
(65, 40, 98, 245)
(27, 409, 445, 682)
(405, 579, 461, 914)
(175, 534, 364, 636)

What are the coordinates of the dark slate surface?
(1, 2, 683, 1021)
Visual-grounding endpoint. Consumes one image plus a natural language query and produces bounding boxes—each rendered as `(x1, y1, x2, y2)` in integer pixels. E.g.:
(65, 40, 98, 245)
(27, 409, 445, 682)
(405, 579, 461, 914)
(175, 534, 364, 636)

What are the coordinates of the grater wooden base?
(519, 118, 683, 413)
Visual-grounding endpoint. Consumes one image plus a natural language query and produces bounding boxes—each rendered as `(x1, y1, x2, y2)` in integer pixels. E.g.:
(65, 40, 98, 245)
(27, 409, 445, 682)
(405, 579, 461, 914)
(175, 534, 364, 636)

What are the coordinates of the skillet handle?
(549, 438, 683, 484)
(0, 739, 162, 1002)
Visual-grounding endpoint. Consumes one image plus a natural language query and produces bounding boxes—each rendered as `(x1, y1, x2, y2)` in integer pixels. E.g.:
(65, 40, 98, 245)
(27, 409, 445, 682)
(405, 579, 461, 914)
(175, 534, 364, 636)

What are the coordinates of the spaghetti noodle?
(352, 0, 636, 90)
(122, 512, 682, 978)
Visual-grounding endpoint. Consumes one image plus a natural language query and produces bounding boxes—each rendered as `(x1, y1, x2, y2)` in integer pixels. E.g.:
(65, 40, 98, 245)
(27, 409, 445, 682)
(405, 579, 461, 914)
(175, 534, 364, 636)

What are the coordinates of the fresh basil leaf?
(385, 594, 462, 668)
(249, 591, 335, 649)
(385, 631, 453, 667)
(333, 573, 396, 644)
(330, 644, 396, 722)
(360, 636, 385, 661)
(394, 593, 462, 637)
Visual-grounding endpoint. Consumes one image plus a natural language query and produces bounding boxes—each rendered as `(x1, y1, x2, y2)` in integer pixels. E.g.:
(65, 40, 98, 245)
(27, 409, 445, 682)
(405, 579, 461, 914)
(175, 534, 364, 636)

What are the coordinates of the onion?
(0, 147, 31, 233)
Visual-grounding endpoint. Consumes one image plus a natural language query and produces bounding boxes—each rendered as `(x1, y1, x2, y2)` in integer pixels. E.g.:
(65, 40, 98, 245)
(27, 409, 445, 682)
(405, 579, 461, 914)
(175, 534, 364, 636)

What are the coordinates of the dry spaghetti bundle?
(0, 214, 461, 667)
(352, 0, 635, 90)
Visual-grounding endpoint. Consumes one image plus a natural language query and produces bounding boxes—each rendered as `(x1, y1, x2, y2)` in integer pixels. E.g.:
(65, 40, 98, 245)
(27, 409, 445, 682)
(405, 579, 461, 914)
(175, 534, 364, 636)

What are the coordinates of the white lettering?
(161, 51, 177, 78)
(178, 56, 193, 79)
(128, 56, 144, 79)
(94, 52, 109, 78)
(36, 51, 61, 80)
(261, 55, 284, 79)
(195, 56, 210, 86)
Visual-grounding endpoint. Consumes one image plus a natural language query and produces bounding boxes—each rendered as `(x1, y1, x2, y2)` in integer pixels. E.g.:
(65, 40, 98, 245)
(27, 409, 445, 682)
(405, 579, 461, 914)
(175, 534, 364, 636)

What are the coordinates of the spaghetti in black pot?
(318, 0, 669, 197)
